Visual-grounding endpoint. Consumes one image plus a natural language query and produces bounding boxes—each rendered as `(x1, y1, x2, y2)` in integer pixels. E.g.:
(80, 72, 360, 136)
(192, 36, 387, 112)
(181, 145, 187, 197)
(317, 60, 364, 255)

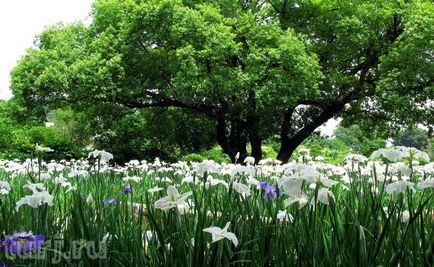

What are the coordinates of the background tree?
(48, 108, 93, 148)
(0, 97, 216, 162)
(11, 0, 434, 163)
(89, 107, 216, 163)
(0, 101, 16, 151)
(394, 127, 427, 149)
(334, 124, 387, 156)
(0, 100, 84, 160)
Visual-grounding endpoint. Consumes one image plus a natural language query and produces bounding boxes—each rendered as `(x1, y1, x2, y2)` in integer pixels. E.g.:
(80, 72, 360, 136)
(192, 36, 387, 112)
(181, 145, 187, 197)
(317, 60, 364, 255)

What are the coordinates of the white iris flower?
(203, 222, 238, 247)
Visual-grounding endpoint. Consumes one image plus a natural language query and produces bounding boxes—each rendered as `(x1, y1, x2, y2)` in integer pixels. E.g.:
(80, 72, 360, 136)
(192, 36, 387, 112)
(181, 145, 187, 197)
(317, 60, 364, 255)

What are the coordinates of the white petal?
(222, 222, 231, 232)
(167, 186, 179, 198)
(223, 232, 238, 247)
(203, 227, 222, 235)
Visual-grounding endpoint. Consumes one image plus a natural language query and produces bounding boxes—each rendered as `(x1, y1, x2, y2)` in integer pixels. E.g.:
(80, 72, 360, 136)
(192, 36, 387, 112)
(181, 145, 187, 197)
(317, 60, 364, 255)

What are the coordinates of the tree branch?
(114, 97, 219, 119)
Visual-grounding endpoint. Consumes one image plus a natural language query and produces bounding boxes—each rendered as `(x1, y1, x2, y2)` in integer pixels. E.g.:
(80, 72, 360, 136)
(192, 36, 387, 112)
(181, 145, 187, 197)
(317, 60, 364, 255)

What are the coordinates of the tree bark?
(277, 102, 346, 163)
(249, 130, 262, 164)
(214, 107, 251, 164)
(276, 128, 313, 163)
(215, 109, 237, 162)
(276, 47, 378, 163)
(229, 115, 248, 163)
(246, 90, 262, 164)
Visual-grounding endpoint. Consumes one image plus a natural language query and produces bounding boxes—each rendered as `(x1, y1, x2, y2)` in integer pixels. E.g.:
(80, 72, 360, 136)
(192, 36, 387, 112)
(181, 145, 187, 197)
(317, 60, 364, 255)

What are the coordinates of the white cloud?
(0, 0, 94, 100)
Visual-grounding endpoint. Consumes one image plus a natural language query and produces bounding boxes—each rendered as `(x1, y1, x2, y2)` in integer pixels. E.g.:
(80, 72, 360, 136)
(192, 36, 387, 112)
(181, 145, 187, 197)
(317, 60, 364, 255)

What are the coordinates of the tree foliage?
(334, 125, 387, 156)
(0, 100, 83, 160)
(91, 108, 216, 163)
(394, 127, 427, 149)
(11, 0, 434, 162)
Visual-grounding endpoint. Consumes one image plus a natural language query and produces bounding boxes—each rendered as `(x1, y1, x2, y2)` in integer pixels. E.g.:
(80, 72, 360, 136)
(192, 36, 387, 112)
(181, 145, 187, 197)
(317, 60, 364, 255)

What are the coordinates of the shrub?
(181, 153, 205, 162)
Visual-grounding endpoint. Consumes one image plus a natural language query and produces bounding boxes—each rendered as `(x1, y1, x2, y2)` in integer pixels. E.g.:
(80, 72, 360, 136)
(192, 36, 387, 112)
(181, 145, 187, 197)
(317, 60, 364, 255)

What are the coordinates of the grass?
(0, 154, 433, 266)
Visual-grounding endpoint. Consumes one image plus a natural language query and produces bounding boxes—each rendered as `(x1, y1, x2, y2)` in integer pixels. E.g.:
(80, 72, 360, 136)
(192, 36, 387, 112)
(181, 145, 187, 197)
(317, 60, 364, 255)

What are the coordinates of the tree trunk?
(216, 110, 237, 162)
(275, 45, 376, 163)
(215, 109, 249, 163)
(246, 90, 262, 164)
(249, 130, 262, 164)
(277, 102, 346, 163)
(229, 115, 248, 163)
(276, 106, 296, 163)
(236, 140, 248, 164)
(276, 131, 310, 163)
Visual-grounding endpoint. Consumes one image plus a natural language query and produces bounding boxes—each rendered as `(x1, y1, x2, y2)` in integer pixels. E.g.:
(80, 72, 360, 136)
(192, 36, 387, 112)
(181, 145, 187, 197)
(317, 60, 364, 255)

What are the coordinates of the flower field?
(0, 147, 433, 266)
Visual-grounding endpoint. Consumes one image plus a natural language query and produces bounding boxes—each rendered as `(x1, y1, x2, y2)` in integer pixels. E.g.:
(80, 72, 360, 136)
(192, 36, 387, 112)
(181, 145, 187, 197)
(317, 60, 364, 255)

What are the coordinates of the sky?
(0, 0, 94, 100)
(0, 0, 340, 136)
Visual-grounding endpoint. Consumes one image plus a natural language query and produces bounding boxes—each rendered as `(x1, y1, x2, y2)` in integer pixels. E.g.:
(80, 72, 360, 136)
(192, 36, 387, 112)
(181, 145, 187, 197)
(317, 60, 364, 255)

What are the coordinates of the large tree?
(11, 0, 434, 163)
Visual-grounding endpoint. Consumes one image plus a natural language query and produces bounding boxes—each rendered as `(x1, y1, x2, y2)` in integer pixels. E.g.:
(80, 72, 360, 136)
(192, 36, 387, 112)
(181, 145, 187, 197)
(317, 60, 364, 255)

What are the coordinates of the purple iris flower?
(0, 261, 12, 267)
(103, 198, 118, 205)
(124, 186, 132, 194)
(0, 231, 45, 255)
(259, 182, 280, 202)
